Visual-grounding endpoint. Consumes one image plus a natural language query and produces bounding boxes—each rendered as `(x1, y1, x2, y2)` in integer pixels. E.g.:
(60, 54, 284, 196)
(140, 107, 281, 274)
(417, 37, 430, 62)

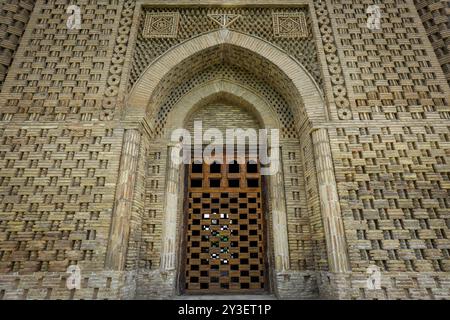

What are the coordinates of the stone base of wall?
(134, 270, 320, 300)
(0, 271, 136, 300)
(1, 270, 449, 300)
(135, 270, 177, 299)
(275, 271, 319, 299)
(318, 272, 450, 300)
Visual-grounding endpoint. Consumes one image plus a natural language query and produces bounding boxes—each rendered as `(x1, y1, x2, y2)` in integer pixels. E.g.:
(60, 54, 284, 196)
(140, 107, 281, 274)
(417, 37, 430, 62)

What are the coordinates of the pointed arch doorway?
(110, 28, 350, 299)
(164, 81, 280, 294)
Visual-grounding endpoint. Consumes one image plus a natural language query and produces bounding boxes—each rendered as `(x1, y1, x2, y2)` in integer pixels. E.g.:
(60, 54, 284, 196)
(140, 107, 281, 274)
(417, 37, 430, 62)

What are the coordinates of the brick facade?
(0, 0, 449, 300)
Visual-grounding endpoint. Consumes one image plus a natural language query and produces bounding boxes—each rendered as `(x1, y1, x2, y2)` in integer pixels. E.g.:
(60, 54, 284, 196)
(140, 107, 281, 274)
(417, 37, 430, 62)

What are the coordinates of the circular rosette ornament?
(338, 108, 352, 120)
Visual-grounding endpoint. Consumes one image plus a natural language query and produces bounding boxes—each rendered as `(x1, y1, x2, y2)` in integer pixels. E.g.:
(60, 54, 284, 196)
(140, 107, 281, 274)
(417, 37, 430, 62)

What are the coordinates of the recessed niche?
(247, 179, 259, 187)
(247, 162, 258, 173)
(210, 162, 221, 173)
(192, 163, 203, 173)
(228, 161, 240, 173)
(191, 179, 202, 188)
(210, 179, 221, 187)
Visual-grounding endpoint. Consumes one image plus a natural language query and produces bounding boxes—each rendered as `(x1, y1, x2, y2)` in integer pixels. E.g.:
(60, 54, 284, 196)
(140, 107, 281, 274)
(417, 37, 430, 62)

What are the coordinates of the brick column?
(269, 146, 290, 272)
(160, 143, 182, 271)
(105, 129, 141, 270)
(312, 128, 350, 272)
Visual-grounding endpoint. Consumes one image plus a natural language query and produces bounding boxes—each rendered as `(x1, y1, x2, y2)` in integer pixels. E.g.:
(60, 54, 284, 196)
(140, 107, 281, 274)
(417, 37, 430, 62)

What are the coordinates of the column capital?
(309, 126, 328, 136)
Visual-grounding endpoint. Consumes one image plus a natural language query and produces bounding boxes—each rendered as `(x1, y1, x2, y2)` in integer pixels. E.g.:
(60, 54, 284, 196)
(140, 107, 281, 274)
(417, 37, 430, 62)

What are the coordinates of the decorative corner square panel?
(143, 12, 180, 38)
(272, 12, 308, 38)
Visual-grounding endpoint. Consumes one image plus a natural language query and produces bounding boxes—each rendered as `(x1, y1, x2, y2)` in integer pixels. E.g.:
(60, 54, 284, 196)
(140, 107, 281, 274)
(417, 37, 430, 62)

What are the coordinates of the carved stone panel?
(143, 12, 180, 39)
(272, 12, 308, 38)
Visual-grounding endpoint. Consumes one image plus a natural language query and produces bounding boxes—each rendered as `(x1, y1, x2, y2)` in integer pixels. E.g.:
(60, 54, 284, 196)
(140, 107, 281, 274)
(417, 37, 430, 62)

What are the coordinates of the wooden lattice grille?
(183, 157, 266, 293)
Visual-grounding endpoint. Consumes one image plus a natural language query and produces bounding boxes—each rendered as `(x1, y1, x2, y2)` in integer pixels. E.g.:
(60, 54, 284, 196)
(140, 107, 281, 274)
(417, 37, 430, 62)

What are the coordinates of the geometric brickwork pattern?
(138, 144, 165, 271)
(329, 0, 450, 122)
(414, 0, 450, 86)
(313, 0, 352, 120)
(185, 103, 260, 133)
(129, 6, 321, 281)
(102, 0, 135, 120)
(0, 0, 34, 90)
(300, 133, 328, 272)
(330, 124, 450, 273)
(129, 7, 323, 89)
(143, 12, 180, 38)
(123, 135, 148, 272)
(152, 64, 298, 139)
(207, 13, 241, 29)
(137, 93, 314, 280)
(181, 107, 314, 272)
(0, 270, 134, 300)
(284, 140, 317, 271)
(320, 271, 450, 300)
(128, 1, 449, 300)
(0, 125, 123, 274)
(0, 1, 122, 122)
(143, 65, 314, 275)
(272, 12, 309, 38)
(145, 43, 309, 137)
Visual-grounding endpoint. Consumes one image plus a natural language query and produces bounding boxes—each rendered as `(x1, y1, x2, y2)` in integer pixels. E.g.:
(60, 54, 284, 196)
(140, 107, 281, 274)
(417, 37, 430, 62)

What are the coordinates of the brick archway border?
(126, 29, 327, 126)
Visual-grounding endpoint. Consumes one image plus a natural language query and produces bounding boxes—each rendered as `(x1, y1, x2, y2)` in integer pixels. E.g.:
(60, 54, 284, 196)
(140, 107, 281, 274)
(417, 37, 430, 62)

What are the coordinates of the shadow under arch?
(160, 79, 286, 296)
(163, 79, 281, 138)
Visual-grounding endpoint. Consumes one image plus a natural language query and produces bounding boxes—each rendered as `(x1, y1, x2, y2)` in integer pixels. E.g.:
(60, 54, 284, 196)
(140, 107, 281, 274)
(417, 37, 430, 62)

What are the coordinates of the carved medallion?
(272, 12, 308, 38)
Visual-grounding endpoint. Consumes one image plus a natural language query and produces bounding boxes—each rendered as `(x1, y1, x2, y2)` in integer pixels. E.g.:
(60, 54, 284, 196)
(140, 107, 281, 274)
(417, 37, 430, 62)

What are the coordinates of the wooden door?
(183, 155, 267, 293)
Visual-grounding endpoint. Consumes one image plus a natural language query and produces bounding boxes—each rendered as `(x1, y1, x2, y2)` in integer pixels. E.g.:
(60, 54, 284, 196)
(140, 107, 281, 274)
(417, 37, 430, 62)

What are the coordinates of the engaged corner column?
(311, 128, 350, 273)
(160, 142, 182, 272)
(105, 129, 141, 270)
(269, 146, 290, 272)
